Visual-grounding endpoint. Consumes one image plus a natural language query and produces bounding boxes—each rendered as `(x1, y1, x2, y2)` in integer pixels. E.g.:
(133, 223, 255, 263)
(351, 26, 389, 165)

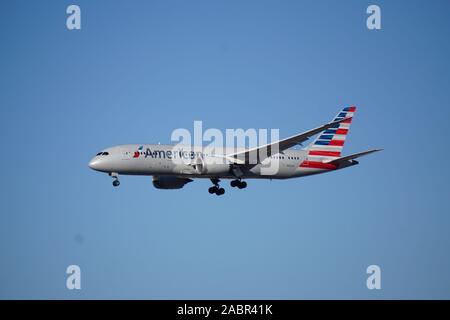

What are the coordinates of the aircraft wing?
(325, 149, 383, 165)
(227, 117, 352, 165)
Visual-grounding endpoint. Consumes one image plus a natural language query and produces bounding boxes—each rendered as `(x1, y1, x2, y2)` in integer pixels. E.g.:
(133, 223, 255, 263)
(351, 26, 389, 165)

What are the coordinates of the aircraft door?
(121, 148, 131, 160)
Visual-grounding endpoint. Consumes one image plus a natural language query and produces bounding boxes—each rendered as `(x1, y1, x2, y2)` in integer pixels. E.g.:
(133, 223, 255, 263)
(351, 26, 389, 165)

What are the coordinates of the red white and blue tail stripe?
(300, 106, 356, 169)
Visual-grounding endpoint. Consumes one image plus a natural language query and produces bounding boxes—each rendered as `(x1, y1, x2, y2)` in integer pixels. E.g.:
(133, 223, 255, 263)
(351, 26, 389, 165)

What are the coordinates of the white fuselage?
(88, 144, 344, 180)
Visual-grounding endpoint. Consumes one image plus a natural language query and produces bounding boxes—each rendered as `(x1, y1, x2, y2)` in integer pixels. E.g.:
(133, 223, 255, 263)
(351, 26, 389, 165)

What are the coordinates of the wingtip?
(366, 148, 383, 155)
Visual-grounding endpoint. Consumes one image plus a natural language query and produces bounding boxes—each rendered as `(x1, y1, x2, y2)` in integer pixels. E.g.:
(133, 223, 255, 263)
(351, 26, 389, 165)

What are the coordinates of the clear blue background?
(1, 0, 449, 299)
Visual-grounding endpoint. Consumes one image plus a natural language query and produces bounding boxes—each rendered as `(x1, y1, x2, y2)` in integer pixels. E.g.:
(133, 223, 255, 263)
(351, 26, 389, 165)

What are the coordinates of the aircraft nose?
(88, 158, 102, 171)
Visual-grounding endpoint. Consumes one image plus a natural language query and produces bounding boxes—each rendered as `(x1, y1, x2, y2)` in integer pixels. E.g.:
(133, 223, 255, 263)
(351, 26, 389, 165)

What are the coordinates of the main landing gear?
(230, 179, 247, 189)
(109, 172, 120, 187)
(208, 178, 225, 196)
(208, 178, 248, 195)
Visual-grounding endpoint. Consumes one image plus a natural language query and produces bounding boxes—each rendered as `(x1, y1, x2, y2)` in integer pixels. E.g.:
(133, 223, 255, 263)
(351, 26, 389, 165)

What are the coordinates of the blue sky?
(1, 0, 450, 299)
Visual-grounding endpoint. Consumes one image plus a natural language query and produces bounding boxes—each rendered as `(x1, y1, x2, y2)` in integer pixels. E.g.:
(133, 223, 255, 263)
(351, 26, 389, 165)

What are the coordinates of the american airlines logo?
(133, 146, 144, 158)
(140, 147, 203, 160)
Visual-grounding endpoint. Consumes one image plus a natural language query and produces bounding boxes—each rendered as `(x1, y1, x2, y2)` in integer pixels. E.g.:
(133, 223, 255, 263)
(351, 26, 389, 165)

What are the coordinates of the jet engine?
(193, 156, 229, 175)
(194, 156, 205, 174)
(152, 176, 193, 189)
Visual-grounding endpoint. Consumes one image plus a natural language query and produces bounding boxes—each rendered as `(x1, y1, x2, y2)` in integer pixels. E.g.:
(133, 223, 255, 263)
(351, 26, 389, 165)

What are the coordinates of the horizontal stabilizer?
(325, 149, 382, 165)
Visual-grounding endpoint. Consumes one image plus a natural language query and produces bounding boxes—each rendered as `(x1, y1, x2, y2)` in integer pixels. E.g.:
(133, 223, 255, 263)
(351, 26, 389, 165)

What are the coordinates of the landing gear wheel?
(238, 181, 247, 189)
(209, 178, 224, 196)
(231, 179, 247, 189)
(208, 186, 218, 194)
(110, 172, 120, 187)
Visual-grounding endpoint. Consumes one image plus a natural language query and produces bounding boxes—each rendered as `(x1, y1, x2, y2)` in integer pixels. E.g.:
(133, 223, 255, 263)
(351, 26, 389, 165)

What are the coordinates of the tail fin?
(306, 106, 356, 160)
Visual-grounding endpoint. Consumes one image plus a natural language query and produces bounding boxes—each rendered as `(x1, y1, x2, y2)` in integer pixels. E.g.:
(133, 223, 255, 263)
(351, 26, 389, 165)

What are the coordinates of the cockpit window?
(102, 152, 109, 156)
(96, 152, 103, 156)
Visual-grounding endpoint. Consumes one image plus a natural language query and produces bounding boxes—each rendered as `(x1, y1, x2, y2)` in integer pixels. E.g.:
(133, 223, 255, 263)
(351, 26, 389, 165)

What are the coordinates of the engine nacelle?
(194, 156, 230, 175)
(152, 176, 193, 189)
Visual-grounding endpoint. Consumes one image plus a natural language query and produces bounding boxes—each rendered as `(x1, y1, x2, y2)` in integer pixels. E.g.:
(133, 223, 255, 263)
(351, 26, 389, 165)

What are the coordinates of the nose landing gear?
(109, 172, 120, 187)
(209, 178, 225, 196)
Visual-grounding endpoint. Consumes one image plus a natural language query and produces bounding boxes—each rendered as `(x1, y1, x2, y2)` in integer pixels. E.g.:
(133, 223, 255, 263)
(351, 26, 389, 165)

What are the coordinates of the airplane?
(88, 106, 381, 195)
